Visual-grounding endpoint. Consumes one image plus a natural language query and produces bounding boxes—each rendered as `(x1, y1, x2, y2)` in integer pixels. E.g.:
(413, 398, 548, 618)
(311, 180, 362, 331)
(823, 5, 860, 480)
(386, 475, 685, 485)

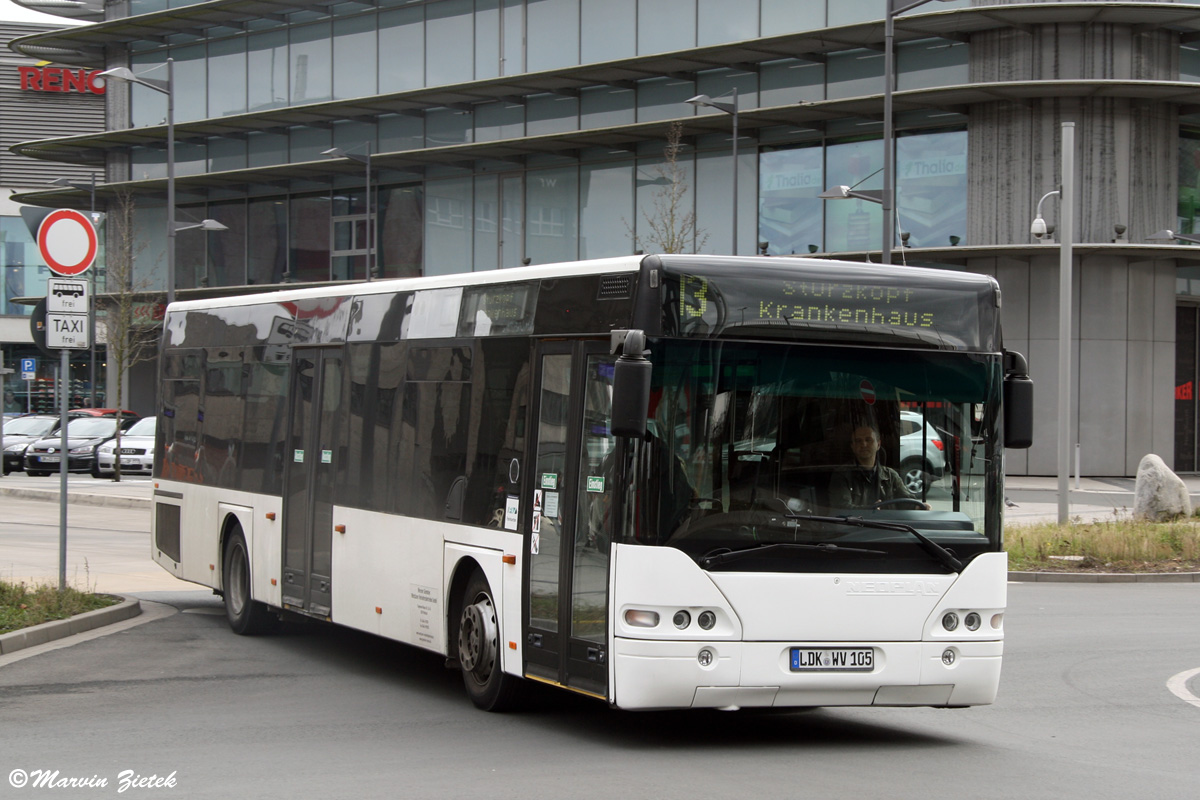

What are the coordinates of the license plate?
(121, 459, 139, 466)
(39, 455, 60, 463)
(790, 648, 874, 672)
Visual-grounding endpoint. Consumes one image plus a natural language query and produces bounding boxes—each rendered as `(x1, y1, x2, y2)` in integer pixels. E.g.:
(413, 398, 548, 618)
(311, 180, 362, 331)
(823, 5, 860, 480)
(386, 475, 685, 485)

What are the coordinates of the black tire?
(900, 458, 929, 495)
(457, 570, 521, 711)
(27, 470, 46, 477)
(90, 463, 103, 479)
(222, 528, 279, 636)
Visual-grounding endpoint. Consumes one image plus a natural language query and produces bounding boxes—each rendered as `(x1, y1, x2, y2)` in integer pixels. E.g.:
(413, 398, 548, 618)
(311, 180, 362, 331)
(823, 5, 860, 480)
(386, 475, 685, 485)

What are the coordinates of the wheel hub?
(458, 596, 498, 678)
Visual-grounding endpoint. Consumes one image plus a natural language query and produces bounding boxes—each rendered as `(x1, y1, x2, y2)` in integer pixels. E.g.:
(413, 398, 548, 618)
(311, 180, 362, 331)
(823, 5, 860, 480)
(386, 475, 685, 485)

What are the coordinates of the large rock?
(1133, 454, 1192, 521)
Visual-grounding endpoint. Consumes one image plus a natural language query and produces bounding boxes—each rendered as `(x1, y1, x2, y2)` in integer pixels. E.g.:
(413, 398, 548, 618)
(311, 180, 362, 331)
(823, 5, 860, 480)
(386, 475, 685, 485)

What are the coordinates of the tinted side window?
(461, 339, 532, 527)
(342, 341, 405, 511)
(159, 348, 203, 483)
(397, 346, 472, 521)
(201, 346, 246, 488)
(242, 345, 291, 494)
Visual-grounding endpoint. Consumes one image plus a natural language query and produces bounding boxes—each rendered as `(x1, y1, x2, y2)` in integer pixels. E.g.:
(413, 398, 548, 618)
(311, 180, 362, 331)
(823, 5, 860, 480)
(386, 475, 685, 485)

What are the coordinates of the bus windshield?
(614, 339, 1002, 573)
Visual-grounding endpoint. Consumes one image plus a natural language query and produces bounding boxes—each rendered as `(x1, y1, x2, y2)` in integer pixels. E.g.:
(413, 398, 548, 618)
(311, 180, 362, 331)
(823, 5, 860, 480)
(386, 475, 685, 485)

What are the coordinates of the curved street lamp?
(686, 89, 739, 254)
(99, 61, 226, 303)
(1148, 229, 1200, 245)
(322, 144, 376, 280)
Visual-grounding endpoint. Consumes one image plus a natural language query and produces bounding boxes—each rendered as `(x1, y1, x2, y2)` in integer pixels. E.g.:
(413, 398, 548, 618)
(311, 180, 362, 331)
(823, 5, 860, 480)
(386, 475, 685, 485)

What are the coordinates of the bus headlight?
(672, 610, 691, 629)
(941, 612, 959, 631)
(965, 612, 981, 631)
(697, 610, 716, 630)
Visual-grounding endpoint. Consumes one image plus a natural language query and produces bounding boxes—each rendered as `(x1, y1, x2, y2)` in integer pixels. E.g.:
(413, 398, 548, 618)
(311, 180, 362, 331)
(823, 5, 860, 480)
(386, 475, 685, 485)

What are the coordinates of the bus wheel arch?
(220, 519, 279, 636)
(452, 563, 521, 711)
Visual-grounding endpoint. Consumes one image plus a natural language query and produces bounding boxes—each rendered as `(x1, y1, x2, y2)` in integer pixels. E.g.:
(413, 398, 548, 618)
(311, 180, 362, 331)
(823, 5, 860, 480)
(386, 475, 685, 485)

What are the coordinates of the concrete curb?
(0, 595, 141, 655)
(0, 486, 150, 510)
(1009, 571, 1200, 583)
(1006, 488, 1200, 507)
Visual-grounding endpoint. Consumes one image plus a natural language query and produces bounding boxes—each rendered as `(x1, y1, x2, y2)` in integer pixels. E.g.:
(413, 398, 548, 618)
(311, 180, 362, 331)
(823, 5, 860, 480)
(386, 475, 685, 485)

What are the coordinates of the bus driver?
(828, 423, 925, 509)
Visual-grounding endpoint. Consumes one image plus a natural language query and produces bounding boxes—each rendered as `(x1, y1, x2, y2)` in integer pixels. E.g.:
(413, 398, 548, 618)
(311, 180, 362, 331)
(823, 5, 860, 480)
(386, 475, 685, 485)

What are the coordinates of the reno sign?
(18, 64, 106, 95)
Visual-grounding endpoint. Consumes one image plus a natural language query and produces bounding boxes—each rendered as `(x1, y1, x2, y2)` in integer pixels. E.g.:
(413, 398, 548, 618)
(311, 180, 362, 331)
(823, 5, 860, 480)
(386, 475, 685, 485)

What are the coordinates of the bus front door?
(281, 347, 343, 618)
(525, 342, 615, 698)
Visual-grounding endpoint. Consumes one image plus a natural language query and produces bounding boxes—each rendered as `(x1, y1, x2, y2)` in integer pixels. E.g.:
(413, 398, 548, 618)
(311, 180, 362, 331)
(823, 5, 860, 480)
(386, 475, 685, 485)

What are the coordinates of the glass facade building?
(2, 19, 105, 411)
(13, 0, 1200, 475)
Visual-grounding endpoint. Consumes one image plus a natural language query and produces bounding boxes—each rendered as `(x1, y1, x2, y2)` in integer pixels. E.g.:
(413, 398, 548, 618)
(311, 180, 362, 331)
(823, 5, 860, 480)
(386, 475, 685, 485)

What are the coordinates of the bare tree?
(631, 121, 708, 254)
(100, 189, 155, 481)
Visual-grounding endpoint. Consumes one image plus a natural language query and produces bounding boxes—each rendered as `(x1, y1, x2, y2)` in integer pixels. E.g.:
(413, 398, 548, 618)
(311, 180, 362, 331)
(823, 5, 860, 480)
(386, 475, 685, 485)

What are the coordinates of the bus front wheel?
(457, 570, 521, 711)
(222, 528, 279, 636)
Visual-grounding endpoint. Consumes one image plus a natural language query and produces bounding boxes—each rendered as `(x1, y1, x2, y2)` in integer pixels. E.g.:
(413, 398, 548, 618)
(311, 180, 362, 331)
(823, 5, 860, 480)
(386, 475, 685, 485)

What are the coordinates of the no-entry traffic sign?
(37, 208, 98, 276)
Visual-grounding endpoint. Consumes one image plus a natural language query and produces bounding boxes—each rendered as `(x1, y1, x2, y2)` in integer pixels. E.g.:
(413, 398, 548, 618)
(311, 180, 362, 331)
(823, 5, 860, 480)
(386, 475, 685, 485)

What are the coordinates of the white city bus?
(151, 254, 1032, 711)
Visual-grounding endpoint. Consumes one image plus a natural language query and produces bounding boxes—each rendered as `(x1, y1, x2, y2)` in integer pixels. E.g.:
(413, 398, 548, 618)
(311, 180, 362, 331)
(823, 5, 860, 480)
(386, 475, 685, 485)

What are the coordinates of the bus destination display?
(673, 267, 988, 349)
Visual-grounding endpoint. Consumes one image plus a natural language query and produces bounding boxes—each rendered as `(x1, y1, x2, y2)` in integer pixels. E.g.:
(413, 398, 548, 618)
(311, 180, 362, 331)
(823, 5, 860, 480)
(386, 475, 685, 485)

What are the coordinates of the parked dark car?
(3, 414, 64, 475)
(24, 415, 140, 476)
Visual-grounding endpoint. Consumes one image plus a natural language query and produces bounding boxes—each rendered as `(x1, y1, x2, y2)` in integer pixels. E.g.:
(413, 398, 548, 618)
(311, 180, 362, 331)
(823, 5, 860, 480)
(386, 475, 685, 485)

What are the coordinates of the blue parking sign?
(20, 357, 36, 380)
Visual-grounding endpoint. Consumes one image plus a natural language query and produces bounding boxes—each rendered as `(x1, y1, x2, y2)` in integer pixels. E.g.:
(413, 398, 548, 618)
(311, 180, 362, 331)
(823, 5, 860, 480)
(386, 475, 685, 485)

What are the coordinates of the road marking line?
(1166, 667, 1200, 709)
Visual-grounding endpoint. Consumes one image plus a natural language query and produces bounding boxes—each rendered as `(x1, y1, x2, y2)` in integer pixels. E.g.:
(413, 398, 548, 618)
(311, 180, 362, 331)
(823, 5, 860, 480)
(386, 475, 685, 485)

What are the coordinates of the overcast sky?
(1, 0, 86, 26)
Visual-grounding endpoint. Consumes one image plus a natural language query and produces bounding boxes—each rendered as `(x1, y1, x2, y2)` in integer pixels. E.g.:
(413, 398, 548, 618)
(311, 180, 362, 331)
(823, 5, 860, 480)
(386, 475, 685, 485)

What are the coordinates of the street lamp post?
(99, 59, 177, 303)
(1030, 122, 1075, 525)
(686, 89, 739, 255)
(883, 0, 955, 264)
(322, 144, 376, 280)
(99, 59, 228, 304)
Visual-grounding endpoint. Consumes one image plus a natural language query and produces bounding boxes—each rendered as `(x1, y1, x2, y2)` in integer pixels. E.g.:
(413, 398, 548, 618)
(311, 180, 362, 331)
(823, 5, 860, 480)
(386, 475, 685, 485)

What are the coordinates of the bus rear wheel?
(457, 570, 521, 711)
(222, 528, 279, 636)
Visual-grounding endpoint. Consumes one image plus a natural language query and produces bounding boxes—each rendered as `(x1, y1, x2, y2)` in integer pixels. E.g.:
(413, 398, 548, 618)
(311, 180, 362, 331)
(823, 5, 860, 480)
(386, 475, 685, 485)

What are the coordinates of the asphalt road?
(0, 585, 1196, 798)
(0, 485, 186, 593)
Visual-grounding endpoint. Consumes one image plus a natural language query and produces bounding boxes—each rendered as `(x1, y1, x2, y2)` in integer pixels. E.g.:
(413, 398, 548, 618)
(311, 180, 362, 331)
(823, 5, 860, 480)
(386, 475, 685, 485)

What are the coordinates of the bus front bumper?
(610, 638, 1002, 711)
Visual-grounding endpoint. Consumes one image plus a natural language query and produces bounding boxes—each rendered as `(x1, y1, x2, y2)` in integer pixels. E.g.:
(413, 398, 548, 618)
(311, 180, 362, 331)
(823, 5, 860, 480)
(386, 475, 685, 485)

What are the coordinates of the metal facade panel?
(0, 64, 104, 186)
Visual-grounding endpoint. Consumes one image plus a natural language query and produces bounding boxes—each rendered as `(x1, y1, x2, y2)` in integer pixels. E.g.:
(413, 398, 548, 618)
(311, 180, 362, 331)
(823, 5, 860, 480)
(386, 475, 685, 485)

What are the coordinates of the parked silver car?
(898, 410, 946, 494)
(93, 416, 157, 477)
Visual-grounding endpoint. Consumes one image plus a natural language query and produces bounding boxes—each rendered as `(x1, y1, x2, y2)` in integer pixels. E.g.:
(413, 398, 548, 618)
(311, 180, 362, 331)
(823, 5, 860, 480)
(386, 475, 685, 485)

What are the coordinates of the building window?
(1179, 130, 1200, 236)
(289, 194, 333, 282)
(896, 128, 967, 247)
(759, 144, 824, 256)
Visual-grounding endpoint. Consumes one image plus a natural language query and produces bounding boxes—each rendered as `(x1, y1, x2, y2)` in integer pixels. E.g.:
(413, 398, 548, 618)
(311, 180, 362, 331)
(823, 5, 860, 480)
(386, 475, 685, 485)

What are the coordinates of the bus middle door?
(524, 341, 615, 698)
(281, 346, 344, 618)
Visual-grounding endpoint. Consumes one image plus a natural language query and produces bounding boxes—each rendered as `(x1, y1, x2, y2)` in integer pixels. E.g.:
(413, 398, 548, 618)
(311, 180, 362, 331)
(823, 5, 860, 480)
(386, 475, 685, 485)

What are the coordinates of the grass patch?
(0, 579, 120, 635)
(1007, 514, 1200, 572)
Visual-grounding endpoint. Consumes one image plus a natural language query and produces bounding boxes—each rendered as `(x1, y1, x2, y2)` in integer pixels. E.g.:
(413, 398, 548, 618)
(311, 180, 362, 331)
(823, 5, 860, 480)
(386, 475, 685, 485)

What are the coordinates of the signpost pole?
(58, 348, 69, 591)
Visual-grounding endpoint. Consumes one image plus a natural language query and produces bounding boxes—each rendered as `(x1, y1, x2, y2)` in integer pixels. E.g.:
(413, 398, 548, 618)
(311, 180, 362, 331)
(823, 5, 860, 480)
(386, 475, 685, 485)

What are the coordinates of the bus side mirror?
(610, 329, 652, 439)
(1003, 350, 1033, 449)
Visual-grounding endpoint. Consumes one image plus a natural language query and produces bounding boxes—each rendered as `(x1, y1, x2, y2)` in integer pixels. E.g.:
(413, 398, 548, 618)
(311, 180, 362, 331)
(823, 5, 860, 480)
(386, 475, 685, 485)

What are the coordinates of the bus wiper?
(699, 542, 887, 569)
(786, 514, 965, 573)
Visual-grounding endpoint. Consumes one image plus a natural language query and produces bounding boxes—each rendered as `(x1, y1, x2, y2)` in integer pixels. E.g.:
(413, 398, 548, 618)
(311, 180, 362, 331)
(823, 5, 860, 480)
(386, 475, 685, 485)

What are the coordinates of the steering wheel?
(870, 497, 928, 510)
